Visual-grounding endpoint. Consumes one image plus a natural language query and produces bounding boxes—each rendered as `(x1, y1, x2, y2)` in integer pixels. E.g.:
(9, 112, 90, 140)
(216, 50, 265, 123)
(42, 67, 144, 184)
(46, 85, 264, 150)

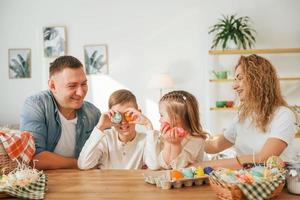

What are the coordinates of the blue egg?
(204, 167, 213, 175)
(251, 170, 263, 177)
(112, 112, 122, 124)
(182, 168, 194, 178)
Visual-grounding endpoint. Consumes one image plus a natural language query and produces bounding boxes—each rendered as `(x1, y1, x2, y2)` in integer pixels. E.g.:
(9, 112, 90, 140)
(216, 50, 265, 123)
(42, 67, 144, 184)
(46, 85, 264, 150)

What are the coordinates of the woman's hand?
(204, 134, 233, 154)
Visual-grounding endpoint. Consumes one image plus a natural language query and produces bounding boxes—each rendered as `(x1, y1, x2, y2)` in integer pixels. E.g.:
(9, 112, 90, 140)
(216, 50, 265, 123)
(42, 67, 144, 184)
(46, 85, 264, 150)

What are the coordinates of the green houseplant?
(209, 14, 256, 49)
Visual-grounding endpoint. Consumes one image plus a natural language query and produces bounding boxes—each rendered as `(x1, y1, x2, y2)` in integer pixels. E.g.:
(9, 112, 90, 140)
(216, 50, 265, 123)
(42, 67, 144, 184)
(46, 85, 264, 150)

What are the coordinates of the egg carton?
(143, 170, 209, 189)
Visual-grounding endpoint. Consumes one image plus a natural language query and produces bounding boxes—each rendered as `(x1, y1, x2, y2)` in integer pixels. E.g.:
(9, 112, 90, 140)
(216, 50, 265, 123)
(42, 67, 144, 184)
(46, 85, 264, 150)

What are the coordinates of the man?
(20, 55, 100, 170)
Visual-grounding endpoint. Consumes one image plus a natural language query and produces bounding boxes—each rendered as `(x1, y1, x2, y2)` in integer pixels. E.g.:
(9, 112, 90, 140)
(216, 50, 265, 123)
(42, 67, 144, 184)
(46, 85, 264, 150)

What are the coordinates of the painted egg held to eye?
(111, 112, 122, 124)
(124, 112, 134, 122)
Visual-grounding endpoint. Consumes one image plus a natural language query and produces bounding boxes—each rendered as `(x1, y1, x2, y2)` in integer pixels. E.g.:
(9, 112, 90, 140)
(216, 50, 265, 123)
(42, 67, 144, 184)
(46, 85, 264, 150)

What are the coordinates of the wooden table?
(40, 169, 299, 200)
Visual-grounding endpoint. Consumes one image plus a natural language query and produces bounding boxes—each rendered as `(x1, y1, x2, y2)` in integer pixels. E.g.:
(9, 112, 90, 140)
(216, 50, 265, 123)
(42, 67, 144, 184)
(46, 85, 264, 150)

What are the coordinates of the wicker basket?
(209, 175, 285, 200)
(0, 133, 18, 175)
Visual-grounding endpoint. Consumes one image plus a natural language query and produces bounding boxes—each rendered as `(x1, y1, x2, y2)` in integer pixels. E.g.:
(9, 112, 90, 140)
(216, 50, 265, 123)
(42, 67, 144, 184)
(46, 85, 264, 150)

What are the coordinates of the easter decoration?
(111, 112, 122, 124)
(0, 163, 47, 199)
(0, 128, 47, 199)
(111, 111, 135, 124)
(209, 156, 286, 200)
(143, 166, 212, 190)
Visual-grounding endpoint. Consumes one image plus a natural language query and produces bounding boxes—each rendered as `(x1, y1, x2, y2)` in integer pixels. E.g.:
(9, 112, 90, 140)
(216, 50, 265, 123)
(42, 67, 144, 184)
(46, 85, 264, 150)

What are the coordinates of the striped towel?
(0, 130, 35, 163)
(236, 172, 285, 200)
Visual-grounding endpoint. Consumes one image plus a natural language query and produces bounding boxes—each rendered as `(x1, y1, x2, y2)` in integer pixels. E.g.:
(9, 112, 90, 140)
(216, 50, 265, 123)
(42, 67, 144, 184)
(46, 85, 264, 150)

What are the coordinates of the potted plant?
(209, 14, 256, 50)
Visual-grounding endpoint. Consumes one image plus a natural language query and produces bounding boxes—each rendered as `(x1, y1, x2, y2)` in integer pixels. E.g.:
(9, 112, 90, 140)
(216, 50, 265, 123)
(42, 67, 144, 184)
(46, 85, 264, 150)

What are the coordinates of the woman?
(201, 54, 297, 169)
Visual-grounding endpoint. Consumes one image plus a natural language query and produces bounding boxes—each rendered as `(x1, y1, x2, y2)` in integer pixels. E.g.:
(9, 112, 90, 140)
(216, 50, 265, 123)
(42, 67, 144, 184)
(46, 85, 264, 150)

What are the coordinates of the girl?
(78, 89, 159, 170)
(158, 90, 207, 169)
(202, 54, 297, 169)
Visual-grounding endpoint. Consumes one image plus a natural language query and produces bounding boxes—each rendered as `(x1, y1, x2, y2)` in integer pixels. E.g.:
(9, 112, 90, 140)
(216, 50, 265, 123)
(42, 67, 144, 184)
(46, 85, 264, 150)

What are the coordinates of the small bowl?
(216, 101, 226, 108)
(225, 101, 234, 108)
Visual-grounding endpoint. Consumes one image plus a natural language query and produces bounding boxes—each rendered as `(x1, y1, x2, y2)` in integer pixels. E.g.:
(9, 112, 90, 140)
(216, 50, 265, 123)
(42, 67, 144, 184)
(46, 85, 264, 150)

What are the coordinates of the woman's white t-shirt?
(224, 106, 297, 161)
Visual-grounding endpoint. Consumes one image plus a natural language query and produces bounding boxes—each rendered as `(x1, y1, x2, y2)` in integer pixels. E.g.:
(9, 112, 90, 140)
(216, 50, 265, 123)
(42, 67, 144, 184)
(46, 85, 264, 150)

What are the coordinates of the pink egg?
(176, 127, 186, 137)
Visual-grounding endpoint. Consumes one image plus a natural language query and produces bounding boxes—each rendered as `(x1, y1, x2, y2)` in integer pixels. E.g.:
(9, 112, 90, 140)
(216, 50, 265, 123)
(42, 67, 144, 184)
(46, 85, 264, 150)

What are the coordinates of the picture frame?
(8, 48, 31, 79)
(84, 44, 109, 75)
(43, 26, 66, 57)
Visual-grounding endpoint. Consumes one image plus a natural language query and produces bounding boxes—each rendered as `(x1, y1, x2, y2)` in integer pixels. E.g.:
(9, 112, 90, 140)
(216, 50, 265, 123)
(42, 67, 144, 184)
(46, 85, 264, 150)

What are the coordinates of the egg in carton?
(143, 167, 213, 189)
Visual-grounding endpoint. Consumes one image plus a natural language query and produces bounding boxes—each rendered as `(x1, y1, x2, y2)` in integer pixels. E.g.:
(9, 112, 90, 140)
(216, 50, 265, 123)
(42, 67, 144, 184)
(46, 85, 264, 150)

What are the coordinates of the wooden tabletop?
(38, 169, 299, 200)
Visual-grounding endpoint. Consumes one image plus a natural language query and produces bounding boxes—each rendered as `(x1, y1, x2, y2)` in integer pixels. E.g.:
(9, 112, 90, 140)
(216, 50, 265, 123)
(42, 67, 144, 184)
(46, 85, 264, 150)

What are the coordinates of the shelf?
(210, 105, 300, 111)
(209, 77, 300, 82)
(209, 48, 300, 55)
(210, 107, 238, 111)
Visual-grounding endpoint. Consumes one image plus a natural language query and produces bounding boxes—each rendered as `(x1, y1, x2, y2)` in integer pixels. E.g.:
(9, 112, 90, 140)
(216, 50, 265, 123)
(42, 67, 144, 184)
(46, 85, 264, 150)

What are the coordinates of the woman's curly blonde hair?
(236, 54, 287, 132)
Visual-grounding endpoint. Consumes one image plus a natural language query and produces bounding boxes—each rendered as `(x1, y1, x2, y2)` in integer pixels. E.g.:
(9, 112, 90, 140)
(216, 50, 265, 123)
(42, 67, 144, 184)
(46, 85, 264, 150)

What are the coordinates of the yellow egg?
(195, 167, 205, 177)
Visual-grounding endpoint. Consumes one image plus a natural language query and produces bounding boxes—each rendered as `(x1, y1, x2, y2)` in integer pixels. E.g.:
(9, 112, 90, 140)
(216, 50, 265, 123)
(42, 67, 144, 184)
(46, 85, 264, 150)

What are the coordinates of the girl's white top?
(158, 134, 205, 169)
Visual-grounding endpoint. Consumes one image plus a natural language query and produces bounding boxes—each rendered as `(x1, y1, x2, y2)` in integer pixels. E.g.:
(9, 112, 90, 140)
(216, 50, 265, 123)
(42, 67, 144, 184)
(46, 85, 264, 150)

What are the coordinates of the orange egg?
(124, 112, 134, 122)
(170, 170, 184, 180)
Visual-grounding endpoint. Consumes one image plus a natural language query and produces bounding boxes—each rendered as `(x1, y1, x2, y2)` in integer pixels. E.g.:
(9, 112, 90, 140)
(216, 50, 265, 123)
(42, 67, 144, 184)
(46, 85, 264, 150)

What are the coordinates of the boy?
(78, 89, 160, 170)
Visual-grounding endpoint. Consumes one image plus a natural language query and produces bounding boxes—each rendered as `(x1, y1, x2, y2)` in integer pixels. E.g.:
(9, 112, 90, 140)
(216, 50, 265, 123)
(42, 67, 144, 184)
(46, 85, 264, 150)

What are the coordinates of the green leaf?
(209, 14, 256, 49)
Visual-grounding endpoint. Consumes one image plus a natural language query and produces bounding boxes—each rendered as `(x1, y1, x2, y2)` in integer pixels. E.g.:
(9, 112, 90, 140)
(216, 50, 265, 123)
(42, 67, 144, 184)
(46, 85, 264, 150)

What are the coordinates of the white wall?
(0, 0, 300, 132)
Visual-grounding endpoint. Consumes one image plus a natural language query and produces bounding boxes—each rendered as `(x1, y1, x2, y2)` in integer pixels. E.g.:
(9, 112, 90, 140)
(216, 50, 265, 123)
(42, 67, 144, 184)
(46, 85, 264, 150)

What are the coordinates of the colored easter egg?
(194, 167, 205, 177)
(176, 127, 187, 137)
(111, 112, 122, 124)
(251, 170, 263, 177)
(204, 167, 213, 175)
(263, 168, 270, 177)
(171, 170, 184, 180)
(182, 168, 194, 179)
(124, 112, 134, 122)
(266, 156, 285, 168)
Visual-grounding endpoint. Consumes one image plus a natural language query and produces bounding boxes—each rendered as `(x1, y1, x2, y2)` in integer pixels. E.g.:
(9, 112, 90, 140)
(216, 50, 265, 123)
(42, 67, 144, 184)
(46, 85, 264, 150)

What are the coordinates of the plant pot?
(225, 101, 234, 108)
(216, 101, 226, 108)
(212, 71, 228, 79)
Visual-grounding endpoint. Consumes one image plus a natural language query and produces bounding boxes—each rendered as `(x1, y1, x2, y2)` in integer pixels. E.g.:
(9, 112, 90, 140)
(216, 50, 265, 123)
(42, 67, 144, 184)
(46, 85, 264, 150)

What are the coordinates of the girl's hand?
(160, 126, 186, 144)
(166, 128, 185, 145)
(96, 110, 115, 131)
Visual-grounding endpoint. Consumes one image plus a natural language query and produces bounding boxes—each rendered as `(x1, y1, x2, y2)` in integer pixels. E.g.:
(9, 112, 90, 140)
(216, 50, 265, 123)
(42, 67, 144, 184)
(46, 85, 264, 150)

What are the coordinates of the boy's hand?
(96, 110, 115, 132)
(125, 108, 153, 130)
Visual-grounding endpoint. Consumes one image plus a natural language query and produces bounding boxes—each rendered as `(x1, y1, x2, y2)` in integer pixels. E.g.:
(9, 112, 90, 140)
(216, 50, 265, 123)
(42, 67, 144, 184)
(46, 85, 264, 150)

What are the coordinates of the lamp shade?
(148, 74, 174, 89)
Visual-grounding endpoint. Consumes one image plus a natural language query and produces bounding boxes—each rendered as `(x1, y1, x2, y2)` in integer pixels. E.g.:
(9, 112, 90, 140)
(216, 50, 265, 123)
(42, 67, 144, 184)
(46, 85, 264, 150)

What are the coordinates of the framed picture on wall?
(43, 26, 66, 57)
(84, 44, 109, 75)
(8, 48, 31, 79)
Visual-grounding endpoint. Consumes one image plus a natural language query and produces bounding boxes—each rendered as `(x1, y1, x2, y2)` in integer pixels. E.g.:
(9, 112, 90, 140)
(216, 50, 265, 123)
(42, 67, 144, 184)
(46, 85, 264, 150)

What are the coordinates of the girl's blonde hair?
(159, 90, 207, 138)
(236, 54, 287, 132)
